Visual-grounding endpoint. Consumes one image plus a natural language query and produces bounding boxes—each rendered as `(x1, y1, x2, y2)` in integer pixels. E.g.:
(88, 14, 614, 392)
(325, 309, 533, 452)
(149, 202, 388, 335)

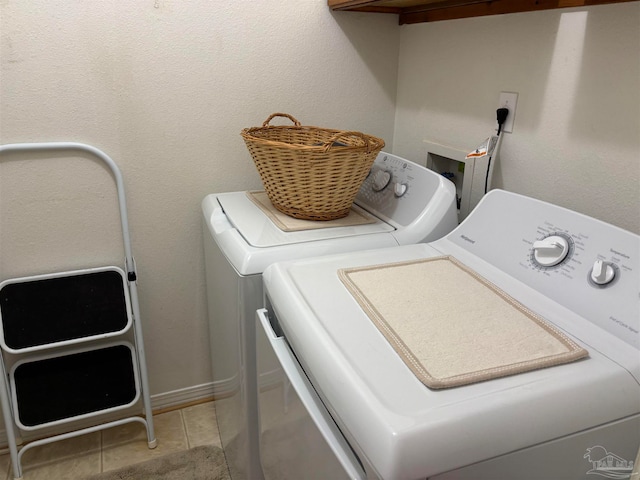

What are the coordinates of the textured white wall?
(394, 3, 640, 234)
(1, 0, 638, 425)
(0, 0, 400, 401)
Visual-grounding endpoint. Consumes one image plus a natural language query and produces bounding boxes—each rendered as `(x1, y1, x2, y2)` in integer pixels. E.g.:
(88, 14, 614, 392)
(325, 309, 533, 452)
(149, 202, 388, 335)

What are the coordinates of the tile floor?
(0, 400, 222, 480)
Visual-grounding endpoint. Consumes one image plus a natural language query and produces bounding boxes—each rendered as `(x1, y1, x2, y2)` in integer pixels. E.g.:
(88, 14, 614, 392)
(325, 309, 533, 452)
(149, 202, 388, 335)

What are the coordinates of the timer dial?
(372, 170, 392, 192)
(532, 234, 570, 267)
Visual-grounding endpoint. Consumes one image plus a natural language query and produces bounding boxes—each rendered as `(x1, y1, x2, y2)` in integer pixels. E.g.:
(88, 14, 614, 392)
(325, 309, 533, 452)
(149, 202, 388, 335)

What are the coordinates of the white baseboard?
(149, 382, 216, 411)
(0, 381, 219, 450)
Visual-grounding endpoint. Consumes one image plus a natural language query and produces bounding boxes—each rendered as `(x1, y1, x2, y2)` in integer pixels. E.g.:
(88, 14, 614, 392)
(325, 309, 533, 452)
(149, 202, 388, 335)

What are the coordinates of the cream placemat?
(247, 191, 376, 232)
(339, 256, 588, 389)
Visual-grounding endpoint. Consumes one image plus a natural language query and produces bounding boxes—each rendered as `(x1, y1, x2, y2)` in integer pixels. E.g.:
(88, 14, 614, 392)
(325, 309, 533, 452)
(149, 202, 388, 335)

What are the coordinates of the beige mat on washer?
(339, 256, 588, 389)
(247, 191, 375, 232)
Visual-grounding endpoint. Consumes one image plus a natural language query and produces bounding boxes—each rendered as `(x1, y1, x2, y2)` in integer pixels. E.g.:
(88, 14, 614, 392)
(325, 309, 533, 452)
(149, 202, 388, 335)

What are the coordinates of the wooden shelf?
(328, 0, 638, 24)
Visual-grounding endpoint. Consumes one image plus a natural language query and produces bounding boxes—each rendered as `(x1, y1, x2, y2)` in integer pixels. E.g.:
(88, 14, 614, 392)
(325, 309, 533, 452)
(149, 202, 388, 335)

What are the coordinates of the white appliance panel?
(432, 416, 640, 480)
(203, 151, 458, 480)
(441, 191, 639, 350)
(264, 245, 639, 479)
(356, 152, 446, 227)
(260, 189, 640, 480)
(203, 194, 398, 276)
(256, 309, 365, 480)
(217, 193, 394, 248)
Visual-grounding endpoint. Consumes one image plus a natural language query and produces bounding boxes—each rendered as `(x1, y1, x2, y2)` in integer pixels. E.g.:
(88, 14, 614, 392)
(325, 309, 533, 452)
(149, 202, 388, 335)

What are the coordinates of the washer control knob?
(394, 182, 408, 198)
(591, 260, 615, 285)
(532, 235, 570, 267)
(372, 170, 392, 192)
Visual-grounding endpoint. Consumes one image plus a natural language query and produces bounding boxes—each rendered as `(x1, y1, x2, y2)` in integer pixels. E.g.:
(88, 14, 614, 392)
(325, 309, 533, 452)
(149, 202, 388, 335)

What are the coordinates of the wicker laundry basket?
(241, 113, 385, 221)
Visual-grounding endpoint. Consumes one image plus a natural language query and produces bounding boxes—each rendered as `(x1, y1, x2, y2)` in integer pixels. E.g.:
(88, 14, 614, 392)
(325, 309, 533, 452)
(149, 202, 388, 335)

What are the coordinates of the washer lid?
(263, 243, 640, 479)
(217, 191, 394, 248)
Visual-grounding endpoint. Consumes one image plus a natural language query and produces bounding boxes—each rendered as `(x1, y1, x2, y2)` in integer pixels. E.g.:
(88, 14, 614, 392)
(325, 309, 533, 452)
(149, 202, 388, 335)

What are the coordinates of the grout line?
(0, 403, 215, 479)
(180, 409, 192, 451)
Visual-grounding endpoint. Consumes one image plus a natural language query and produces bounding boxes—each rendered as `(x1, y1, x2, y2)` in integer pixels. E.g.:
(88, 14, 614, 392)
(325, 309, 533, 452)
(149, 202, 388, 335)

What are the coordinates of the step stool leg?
(0, 354, 23, 479)
(129, 282, 157, 448)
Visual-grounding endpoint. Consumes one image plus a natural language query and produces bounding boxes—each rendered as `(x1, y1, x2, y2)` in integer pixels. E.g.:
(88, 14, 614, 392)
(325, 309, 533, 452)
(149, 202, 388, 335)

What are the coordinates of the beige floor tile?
(101, 410, 188, 472)
(100, 417, 155, 449)
(17, 431, 100, 469)
(0, 403, 224, 478)
(182, 402, 222, 448)
(18, 452, 100, 480)
(0, 454, 10, 480)
(9, 433, 100, 480)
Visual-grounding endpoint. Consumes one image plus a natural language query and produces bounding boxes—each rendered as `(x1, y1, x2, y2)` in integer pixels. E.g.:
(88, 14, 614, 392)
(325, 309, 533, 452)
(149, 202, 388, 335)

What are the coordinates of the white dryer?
(258, 189, 639, 480)
(202, 152, 457, 480)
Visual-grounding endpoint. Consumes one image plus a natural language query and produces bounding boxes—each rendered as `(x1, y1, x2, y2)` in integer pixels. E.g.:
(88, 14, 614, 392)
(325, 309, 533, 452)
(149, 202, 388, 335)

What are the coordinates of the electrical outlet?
(497, 92, 518, 133)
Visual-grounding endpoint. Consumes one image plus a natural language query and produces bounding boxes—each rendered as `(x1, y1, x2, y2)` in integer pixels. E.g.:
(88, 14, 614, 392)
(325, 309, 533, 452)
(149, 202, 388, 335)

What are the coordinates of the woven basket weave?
(241, 113, 385, 221)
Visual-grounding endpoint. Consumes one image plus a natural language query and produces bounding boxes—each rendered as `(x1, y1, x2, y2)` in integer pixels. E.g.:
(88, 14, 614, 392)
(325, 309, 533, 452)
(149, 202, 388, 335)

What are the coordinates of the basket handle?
(322, 131, 371, 153)
(262, 113, 302, 127)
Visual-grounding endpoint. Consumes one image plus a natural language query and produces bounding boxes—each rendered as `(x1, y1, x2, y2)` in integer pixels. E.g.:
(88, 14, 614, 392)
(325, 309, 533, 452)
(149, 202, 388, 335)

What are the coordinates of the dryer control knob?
(532, 235, 570, 267)
(372, 170, 392, 192)
(394, 182, 408, 198)
(591, 260, 615, 285)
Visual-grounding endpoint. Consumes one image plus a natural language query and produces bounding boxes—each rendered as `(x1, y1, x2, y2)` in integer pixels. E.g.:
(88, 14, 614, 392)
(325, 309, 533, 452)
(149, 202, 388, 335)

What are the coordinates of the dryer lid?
(216, 192, 394, 248)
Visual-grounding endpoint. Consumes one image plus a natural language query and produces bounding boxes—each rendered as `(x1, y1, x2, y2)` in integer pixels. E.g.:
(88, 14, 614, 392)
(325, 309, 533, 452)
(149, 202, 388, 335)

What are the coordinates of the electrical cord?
(484, 108, 509, 193)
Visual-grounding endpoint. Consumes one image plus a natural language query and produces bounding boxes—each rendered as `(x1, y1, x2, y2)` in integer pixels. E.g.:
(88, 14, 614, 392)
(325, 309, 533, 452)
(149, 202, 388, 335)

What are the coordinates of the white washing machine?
(202, 152, 457, 480)
(258, 189, 639, 480)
